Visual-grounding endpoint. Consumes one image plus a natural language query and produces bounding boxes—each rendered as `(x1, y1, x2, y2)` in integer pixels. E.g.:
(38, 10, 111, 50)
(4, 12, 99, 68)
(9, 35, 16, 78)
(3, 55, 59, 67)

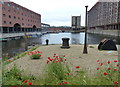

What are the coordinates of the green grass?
(3, 64, 36, 85)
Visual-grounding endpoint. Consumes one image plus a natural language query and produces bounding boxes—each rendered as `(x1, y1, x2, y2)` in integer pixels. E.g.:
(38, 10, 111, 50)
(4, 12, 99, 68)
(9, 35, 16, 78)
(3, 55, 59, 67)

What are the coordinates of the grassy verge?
(3, 45, 39, 65)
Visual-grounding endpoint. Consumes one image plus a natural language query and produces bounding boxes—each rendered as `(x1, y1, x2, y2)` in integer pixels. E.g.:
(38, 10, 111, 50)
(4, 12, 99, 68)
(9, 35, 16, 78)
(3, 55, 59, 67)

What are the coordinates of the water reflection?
(42, 33, 85, 45)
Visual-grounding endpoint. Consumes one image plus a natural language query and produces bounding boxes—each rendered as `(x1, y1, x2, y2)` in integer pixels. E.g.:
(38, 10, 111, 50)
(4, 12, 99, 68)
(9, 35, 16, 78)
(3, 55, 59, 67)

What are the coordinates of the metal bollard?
(61, 38, 70, 48)
(46, 39, 49, 45)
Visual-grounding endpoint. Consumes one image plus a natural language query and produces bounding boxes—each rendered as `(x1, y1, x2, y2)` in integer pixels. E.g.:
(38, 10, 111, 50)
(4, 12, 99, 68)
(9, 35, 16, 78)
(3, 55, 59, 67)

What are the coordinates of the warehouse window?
(4, 21, 6, 24)
(9, 22, 12, 24)
(14, 16, 16, 19)
(3, 14, 6, 17)
(9, 15, 11, 18)
(8, 4, 10, 7)
(2, 7, 5, 10)
(1, 1, 4, 4)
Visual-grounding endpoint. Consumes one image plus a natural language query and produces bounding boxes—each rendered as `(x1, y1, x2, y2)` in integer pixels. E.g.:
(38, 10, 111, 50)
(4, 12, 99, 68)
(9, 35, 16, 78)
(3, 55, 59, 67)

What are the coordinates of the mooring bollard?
(46, 39, 49, 45)
(61, 38, 70, 48)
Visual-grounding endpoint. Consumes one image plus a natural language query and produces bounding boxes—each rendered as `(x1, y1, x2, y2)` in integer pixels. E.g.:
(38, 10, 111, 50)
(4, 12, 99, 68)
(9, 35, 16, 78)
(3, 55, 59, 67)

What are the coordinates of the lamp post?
(83, 5, 88, 54)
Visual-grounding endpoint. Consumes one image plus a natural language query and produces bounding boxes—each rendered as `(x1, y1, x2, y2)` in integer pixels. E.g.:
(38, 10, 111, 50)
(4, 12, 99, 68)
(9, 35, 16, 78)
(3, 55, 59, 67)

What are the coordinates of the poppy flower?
(48, 57, 50, 59)
(116, 64, 119, 67)
(100, 63, 103, 66)
(114, 60, 118, 62)
(54, 53, 56, 55)
(114, 82, 119, 84)
(27, 53, 30, 55)
(97, 68, 100, 70)
(97, 60, 100, 62)
(12, 86, 17, 87)
(107, 61, 110, 64)
(8, 60, 11, 62)
(58, 82, 62, 85)
(27, 82, 33, 85)
(64, 59, 67, 61)
(23, 80, 29, 83)
(103, 72, 107, 76)
(64, 81, 68, 84)
(108, 68, 111, 70)
(114, 69, 117, 71)
(76, 66, 80, 68)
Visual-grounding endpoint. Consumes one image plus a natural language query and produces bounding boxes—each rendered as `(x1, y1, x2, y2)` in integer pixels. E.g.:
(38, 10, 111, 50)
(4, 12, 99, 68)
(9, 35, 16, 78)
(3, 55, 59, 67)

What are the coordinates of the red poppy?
(97, 60, 100, 62)
(108, 68, 111, 70)
(27, 53, 30, 55)
(116, 64, 119, 67)
(76, 66, 80, 68)
(114, 60, 118, 62)
(48, 57, 50, 59)
(12, 86, 17, 87)
(100, 63, 103, 66)
(97, 68, 100, 70)
(47, 60, 49, 64)
(114, 82, 119, 84)
(103, 72, 107, 76)
(38, 55, 41, 56)
(23, 80, 29, 83)
(63, 55, 66, 57)
(64, 59, 67, 61)
(8, 60, 11, 62)
(114, 69, 117, 71)
(27, 82, 33, 85)
(64, 81, 68, 84)
(54, 53, 56, 55)
(58, 82, 62, 85)
(107, 61, 110, 64)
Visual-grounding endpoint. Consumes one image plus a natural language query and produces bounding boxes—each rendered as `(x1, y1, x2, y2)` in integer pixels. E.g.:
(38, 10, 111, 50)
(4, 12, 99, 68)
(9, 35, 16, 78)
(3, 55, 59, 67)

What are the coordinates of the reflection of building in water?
(71, 34, 80, 44)
(71, 16, 81, 32)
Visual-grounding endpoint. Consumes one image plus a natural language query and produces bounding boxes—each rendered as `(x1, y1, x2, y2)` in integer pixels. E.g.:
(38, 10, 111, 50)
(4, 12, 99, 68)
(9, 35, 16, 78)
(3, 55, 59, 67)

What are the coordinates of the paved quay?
(5, 44, 119, 78)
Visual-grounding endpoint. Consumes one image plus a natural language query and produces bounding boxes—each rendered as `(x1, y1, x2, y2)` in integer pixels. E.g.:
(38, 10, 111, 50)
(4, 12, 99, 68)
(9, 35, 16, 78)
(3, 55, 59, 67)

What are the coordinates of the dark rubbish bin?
(46, 39, 49, 45)
(98, 38, 117, 51)
(61, 38, 70, 48)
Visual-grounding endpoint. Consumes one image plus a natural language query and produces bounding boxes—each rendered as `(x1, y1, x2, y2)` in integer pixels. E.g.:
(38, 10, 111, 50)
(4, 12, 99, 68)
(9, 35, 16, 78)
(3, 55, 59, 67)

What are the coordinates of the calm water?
(2, 32, 119, 58)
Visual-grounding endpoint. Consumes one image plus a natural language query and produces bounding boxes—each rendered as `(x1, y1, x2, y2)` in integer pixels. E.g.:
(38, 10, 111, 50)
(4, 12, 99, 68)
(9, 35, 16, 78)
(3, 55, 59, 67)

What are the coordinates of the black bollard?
(46, 39, 49, 45)
(61, 38, 70, 48)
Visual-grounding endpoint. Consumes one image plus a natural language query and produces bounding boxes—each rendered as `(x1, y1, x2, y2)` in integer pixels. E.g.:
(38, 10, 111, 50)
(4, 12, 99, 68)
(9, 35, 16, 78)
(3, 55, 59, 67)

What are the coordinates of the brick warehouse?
(88, 1, 120, 30)
(0, 1, 41, 33)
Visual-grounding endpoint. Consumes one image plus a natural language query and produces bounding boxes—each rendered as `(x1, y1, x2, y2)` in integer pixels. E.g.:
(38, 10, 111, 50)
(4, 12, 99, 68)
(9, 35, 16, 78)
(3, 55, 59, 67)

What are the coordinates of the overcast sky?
(10, 0, 98, 26)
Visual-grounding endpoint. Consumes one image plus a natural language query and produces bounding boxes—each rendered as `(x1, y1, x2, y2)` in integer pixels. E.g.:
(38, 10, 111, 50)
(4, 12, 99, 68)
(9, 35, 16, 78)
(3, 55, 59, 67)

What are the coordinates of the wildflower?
(114, 69, 117, 71)
(103, 72, 107, 76)
(58, 82, 62, 85)
(97, 60, 100, 62)
(8, 60, 11, 62)
(27, 53, 30, 55)
(23, 80, 29, 83)
(38, 55, 41, 56)
(48, 57, 50, 59)
(76, 66, 80, 68)
(116, 64, 119, 67)
(64, 59, 67, 61)
(54, 53, 56, 55)
(27, 82, 33, 85)
(114, 60, 118, 62)
(114, 82, 119, 84)
(100, 63, 103, 66)
(63, 55, 66, 57)
(107, 61, 110, 64)
(108, 68, 111, 70)
(47, 60, 49, 64)
(12, 86, 17, 87)
(64, 81, 68, 84)
(97, 68, 100, 70)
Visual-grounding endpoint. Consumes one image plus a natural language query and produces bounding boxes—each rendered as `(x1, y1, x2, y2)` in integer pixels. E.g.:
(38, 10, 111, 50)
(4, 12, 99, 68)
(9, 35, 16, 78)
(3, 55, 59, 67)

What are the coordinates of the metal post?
(83, 6, 88, 54)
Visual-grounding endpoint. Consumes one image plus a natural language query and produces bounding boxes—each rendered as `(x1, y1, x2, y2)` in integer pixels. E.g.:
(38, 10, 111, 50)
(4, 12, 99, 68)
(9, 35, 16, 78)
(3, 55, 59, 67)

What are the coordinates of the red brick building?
(0, 1, 41, 33)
